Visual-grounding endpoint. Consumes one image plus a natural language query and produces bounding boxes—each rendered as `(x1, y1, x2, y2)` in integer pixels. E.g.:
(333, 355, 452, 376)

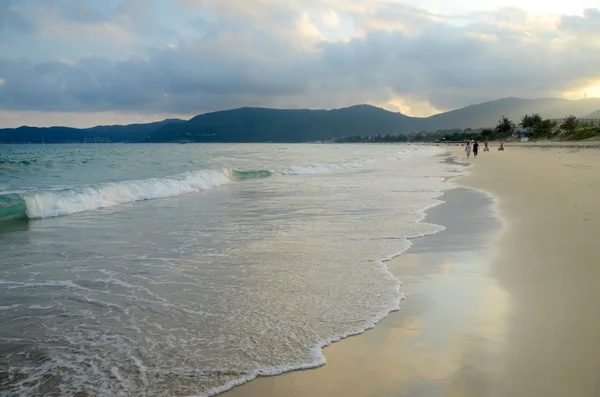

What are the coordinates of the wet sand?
(451, 146, 600, 396)
(222, 146, 600, 397)
(223, 182, 506, 396)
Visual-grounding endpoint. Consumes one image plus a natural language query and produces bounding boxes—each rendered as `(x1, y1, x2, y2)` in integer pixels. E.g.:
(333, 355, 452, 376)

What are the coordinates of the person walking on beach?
(465, 141, 472, 159)
(484, 139, 489, 151)
(473, 141, 479, 158)
(499, 139, 505, 151)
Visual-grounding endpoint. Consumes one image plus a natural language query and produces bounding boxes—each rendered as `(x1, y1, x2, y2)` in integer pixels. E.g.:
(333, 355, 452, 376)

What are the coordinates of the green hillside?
(2, 97, 600, 143)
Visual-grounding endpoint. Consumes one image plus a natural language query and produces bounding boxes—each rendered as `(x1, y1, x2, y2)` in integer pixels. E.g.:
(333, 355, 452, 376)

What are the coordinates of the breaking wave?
(0, 169, 231, 221)
(228, 169, 273, 180)
(0, 153, 424, 221)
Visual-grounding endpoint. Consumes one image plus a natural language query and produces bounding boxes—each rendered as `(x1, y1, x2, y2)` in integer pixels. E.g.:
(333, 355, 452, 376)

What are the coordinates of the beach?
(453, 145, 600, 396)
(222, 145, 600, 397)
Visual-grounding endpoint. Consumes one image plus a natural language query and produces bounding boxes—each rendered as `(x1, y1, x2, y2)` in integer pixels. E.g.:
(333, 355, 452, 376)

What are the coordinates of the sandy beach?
(222, 145, 600, 397)
(451, 145, 600, 396)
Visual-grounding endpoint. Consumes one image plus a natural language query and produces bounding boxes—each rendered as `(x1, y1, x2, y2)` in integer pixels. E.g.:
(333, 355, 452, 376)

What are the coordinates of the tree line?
(334, 134, 409, 143)
(333, 126, 513, 144)
(333, 114, 600, 143)
(495, 113, 599, 140)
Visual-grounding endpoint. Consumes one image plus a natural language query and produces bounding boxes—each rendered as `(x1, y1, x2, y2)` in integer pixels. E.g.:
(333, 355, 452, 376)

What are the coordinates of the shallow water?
(0, 143, 462, 396)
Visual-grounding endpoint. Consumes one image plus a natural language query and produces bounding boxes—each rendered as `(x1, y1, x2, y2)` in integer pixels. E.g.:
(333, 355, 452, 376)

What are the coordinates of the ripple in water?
(0, 145, 463, 396)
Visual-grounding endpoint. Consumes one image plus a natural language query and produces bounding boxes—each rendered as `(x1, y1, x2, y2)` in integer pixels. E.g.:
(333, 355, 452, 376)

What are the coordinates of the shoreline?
(450, 145, 600, 396)
(221, 158, 503, 397)
(221, 145, 600, 397)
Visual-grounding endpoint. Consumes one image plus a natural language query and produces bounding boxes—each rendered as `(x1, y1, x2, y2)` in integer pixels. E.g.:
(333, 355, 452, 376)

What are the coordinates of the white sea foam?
(21, 169, 231, 219)
(0, 279, 94, 291)
(0, 304, 21, 311)
(0, 145, 468, 397)
(191, 244, 424, 397)
(3, 147, 442, 221)
(193, 153, 463, 397)
(28, 305, 53, 310)
(278, 149, 437, 176)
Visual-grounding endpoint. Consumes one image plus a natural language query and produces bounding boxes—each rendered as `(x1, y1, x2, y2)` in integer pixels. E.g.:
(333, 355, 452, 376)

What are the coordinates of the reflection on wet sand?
(223, 187, 505, 397)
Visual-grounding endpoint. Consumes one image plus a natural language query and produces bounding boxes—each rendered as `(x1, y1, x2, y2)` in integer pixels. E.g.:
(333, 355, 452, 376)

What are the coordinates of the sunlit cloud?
(0, 110, 193, 129)
(0, 0, 599, 126)
(562, 80, 600, 101)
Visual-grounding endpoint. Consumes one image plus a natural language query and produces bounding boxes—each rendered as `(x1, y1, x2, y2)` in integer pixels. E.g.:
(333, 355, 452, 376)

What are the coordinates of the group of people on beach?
(464, 139, 504, 159)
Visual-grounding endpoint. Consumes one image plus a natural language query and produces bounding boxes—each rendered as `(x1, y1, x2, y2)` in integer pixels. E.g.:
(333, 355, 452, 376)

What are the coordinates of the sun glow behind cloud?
(562, 80, 600, 101)
(585, 82, 600, 99)
(377, 93, 444, 118)
(0, 0, 599, 126)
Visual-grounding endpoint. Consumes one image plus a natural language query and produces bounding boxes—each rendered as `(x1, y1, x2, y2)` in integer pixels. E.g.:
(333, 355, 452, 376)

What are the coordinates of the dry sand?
(221, 146, 600, 397)
(452, 145, 600, 396)
(505, 141, 600, 148)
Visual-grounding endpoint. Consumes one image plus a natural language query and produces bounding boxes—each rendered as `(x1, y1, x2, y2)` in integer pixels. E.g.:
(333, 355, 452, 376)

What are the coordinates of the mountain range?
(0, 119, 186, 144)
(1, 97, 600, 143)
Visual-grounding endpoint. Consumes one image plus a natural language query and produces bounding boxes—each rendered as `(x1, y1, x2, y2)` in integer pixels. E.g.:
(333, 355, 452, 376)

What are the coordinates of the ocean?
(0, 143, 462, 397)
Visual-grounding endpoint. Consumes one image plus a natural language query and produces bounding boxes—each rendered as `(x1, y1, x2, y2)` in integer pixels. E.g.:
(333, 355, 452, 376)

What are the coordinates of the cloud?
(1, 0, 600, 123)
(0, 1, 34, 33)
(0, 44, 310, 113)
(0, 110, 191, 129)
(561, 8, 600, 35)
(47, 0, 114, 23)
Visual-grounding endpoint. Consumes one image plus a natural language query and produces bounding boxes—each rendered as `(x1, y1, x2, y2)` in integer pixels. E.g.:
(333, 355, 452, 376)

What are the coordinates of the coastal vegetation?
(334, 113, 600, 144)
(496, 116, 516, 136)
(333, 127, 511, 143)
(519, 113, 557, 138)
(516, 113, 599, 140)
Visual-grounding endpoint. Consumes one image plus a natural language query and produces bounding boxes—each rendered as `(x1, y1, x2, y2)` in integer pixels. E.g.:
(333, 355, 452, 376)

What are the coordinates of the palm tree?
(538, 119, 558, 136)
(495, 116, 515, 136)
(560, 115, 578, 135)
(520, 113, 545, 137)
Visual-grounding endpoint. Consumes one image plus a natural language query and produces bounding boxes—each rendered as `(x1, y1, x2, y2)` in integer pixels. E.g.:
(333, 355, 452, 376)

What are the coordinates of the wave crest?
(1, 169, 231, 221)
(0, 150, 433, 221)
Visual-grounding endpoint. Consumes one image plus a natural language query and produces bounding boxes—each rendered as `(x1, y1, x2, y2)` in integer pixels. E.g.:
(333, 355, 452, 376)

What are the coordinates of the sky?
(1, 0, 600, 127)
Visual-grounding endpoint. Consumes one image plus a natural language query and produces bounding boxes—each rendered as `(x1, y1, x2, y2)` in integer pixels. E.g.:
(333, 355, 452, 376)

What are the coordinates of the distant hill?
(148, 105, 420, 143)
(586, 109, 600, 118)
(419, 98, 600, 131)
(2, 97, 600, 143)
(0, 119, 184, 143)
(148, 97, 600, 142)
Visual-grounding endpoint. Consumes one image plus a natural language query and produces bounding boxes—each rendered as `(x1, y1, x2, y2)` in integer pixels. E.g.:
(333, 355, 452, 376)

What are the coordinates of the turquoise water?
(0, 143, 461, 396)
(1, 144, 427, 220)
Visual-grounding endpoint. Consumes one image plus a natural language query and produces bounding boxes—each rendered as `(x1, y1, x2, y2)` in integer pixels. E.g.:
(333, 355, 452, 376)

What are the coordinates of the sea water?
(0, 143, 462, 396)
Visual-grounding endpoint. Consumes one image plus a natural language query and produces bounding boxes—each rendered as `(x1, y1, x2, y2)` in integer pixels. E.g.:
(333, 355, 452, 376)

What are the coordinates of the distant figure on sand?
(465, 142, 472, 159)
(499, 139, 505, 151)
(473, 141, 479, 158)
(484, 139, 489, 151)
